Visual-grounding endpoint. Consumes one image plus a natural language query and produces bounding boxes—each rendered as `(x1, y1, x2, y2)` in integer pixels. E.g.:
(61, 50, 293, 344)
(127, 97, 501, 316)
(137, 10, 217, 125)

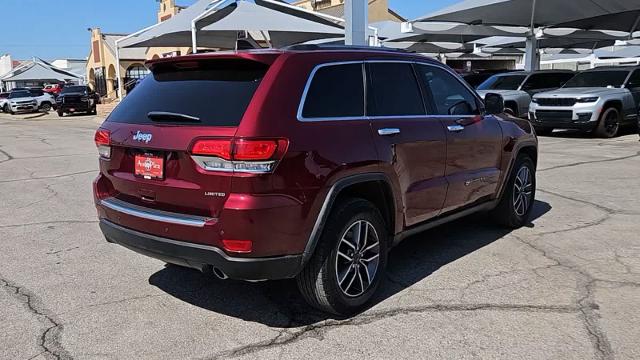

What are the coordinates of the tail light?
(190, 138, 288, 174)
(94, 129, 111, 159)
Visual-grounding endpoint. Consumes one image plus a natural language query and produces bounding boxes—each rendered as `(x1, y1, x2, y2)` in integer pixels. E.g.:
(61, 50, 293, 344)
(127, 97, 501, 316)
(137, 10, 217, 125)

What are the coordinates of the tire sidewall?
(314, 199, 389, 314)
(596, 107, 620, 138)
(503, 157, 536, 226)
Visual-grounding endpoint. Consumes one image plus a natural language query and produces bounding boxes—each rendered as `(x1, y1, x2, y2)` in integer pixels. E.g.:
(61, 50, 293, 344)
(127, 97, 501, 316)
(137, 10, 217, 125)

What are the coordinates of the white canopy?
(1, 58, 81, 82)
(120, 0, 343, 49)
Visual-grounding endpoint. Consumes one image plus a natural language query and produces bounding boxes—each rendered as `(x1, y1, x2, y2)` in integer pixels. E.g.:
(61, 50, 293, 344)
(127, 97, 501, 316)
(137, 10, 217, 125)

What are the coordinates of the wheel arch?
(301, 173, 397, 265)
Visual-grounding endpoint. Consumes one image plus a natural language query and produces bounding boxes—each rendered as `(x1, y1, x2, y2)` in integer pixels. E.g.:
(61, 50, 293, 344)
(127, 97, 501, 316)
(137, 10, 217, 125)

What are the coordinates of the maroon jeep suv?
(94, 46, 538, 315)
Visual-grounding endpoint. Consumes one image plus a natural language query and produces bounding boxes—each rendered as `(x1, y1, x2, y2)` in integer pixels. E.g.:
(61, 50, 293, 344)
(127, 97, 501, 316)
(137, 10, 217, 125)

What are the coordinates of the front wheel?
(491, 155, 536, 228)
(297, 198, 388, 316)
(57, 110, 64, 117)
(594, 107, 620, 138)
(40, 102, 52, 112)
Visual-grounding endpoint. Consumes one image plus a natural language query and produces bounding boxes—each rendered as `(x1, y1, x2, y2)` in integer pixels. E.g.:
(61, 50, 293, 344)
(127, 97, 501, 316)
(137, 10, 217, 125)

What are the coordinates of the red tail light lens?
(94, 129, 110, 146)
(191, 139, 233, 160)
(94, 129, 111, 159)
(234, 139, 279, 160)
(222, 239, 253, 254)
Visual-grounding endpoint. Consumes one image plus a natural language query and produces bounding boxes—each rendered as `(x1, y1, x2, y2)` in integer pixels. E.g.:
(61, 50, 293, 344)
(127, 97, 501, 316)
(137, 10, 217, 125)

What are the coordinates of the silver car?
(530, 66, 640, 138)
(1, 90, 38, 114)
(476, 70, 575, 118)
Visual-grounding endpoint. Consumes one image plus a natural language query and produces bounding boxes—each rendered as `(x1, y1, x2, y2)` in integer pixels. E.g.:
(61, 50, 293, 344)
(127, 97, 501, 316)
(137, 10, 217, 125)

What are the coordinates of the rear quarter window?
(107, 59, 269, 126)
(301, 63, 365, 119)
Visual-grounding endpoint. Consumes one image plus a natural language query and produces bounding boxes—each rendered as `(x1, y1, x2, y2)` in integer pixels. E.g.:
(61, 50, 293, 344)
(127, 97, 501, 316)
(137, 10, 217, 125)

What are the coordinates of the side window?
(626, 70, 640, 88)
(301, 63, 364, 119)
(367, 62, 425, 116)
(415, 64, 478, 116)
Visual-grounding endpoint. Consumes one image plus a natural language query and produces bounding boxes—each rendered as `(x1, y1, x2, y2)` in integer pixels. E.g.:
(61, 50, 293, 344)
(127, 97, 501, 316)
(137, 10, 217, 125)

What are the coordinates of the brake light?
(191, 139, 232, 160)
(94, 129, 111, 159)
(190, 138, 288, 174)
(222, 239, 253, 254)
(234, 140, 279, 160)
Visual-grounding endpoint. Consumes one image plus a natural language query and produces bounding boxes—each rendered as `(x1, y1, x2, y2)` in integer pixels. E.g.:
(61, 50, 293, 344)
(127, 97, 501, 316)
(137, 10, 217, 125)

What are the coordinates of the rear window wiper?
(147, 111, 201, 123)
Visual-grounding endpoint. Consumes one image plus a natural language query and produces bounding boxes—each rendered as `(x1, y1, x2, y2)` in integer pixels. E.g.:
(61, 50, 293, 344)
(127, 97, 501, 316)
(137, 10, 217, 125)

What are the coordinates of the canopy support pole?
(525, 0, 539, 71)
(345, 0, 368, 46)
(191, 0, 229, 54)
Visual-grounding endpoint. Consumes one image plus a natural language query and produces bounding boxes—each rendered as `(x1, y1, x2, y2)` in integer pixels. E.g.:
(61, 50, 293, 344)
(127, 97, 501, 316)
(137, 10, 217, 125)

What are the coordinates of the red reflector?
(234, 140, 279, 160)
(222, 239, 253, 253)
(94, 129, 110, 146)
(191, 139, 232, 160)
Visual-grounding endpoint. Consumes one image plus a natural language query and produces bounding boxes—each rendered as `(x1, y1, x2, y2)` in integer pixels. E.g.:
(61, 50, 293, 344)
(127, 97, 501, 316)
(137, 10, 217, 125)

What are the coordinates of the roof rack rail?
(284, 44, 409, 53)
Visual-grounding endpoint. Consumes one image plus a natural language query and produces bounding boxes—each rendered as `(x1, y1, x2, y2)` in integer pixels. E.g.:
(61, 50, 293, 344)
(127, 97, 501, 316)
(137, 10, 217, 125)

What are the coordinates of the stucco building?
(85, 0, 191, 99)
(292, 0, 405, 22)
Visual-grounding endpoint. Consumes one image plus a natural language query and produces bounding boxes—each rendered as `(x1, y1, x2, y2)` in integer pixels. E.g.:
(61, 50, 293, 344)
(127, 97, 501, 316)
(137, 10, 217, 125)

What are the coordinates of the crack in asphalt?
(208, 303, 580, 360)
(0, 170, 96, 184)
(539, 151, 640, 172)
(0, 148, 14, 163)
(0, 275, 72, 360)
(0, 220, 98, 229)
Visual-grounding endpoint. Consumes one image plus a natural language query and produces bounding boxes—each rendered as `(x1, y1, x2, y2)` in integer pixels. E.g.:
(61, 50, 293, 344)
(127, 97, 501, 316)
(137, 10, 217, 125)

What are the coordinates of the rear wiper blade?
(147, 111, 201, 122)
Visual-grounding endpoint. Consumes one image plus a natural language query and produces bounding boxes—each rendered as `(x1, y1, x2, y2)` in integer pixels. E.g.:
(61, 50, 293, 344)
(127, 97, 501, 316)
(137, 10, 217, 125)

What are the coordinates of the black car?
(55, 86, 100, 117)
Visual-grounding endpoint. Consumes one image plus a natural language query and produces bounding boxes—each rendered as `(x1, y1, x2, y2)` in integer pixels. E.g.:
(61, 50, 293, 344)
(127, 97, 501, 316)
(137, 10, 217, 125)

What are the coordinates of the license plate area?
(135, 153, 165, 180)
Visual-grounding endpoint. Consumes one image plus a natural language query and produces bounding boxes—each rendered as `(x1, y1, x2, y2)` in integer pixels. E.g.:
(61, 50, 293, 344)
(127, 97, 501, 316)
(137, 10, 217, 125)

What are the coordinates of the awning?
(120, 0, 343, 49)
(375, 20, 528, 43)
(1, 59, 82, 82)
(414, 0, 640, 31)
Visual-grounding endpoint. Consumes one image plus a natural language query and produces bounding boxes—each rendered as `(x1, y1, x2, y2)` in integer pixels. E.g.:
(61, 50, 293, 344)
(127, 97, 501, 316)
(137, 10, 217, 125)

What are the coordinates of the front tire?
(40, 102, 52, 112)
(297, 198, 388, 316)
(594, 107, 620, 138)
(491, 155, 536, 228)
(57, 110, 64, 117)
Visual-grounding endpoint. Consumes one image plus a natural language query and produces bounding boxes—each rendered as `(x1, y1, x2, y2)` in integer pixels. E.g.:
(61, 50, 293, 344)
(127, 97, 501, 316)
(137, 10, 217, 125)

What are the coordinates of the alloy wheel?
(335, 220, 380, 298)
(512, 166, 533, 217)
(604, 111, 619, 136)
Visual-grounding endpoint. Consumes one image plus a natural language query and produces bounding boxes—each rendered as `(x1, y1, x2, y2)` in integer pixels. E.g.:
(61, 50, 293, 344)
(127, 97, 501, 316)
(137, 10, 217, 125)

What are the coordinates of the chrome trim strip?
(297, 60, 484, 122)
(100, 198, 214, 228)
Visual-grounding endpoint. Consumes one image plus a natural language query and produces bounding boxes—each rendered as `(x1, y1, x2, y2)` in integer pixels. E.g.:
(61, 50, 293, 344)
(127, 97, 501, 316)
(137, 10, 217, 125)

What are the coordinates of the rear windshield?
(108, 59, 268, 127)
(477, 74, 527, 90)
(563, 70, 629, 88)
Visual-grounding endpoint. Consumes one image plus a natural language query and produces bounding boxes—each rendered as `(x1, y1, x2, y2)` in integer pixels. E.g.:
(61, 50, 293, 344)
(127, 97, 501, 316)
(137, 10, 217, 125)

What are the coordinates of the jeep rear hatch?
(96, 57, 272, 226)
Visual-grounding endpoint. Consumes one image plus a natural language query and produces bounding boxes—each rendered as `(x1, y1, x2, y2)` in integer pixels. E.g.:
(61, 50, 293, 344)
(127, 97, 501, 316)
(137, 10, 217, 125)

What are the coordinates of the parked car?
(462, 69, 515, 88)
(43, 83, 65, 96)
(476, 70, 575, 118)
(28, 88, 56, 112)
(93, 47, 538, 315)
(1, 90, 38, 114)
(530, 66, 640, 137)
(55, 85, 100, 117)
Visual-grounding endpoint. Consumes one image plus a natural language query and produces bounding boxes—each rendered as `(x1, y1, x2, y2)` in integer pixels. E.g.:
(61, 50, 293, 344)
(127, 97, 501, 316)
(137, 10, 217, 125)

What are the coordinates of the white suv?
(0, 89, 55, 114)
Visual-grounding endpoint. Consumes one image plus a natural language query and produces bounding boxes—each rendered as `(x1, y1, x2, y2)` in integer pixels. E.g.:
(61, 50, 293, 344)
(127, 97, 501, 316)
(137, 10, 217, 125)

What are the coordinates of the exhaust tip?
(212, 267, 229, 280)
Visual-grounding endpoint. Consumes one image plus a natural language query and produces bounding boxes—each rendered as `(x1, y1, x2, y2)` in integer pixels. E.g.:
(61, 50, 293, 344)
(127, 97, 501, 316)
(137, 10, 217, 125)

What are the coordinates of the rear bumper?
(99, 219, 304, 281)
(58, 103, 91, 112)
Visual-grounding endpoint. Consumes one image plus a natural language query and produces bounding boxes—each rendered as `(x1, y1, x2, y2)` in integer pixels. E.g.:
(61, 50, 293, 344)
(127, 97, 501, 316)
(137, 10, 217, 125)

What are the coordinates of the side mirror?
(484, 93, 505, 115)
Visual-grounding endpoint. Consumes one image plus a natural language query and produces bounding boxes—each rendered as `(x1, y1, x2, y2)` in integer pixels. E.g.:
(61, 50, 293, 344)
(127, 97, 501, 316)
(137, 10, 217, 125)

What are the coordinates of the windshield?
(9, 91, 31, 99)
(563, 71, 629, 88)
(61, 86, 87, 94)
(477, 74, 527, 90)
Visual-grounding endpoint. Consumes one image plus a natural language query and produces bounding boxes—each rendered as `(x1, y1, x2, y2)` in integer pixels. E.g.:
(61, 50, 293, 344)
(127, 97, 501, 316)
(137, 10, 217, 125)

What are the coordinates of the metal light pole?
(345, 0, 368, 46)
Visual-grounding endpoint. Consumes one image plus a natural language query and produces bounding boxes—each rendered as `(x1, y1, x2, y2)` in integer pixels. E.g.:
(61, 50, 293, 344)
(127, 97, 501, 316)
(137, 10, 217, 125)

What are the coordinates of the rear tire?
(533, 127, 553, 136)
(2, 104, 8, 113)
(491, 155, 536, 228)
(594, 107, 620, 138)
(57, 110, 64, 117)
(297, 198, 388, 316)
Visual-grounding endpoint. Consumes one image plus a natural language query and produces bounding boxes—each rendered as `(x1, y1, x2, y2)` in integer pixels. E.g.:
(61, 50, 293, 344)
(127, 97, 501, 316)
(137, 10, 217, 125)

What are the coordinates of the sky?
(0, 0, 459, 60)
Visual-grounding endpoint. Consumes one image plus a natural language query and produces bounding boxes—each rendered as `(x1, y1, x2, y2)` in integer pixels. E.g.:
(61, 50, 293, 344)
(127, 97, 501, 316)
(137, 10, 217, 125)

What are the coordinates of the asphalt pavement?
(1, 111, 639, 359)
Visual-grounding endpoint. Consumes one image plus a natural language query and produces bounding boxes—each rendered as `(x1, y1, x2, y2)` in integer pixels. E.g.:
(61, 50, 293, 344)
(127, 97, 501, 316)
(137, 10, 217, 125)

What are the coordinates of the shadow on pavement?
(149, 200, 551, 327)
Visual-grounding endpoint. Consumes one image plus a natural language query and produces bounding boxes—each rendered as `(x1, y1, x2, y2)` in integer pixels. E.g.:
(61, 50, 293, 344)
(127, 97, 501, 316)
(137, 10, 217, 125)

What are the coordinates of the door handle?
(378, 128, 401, 136)
(447, 124, 465, 132)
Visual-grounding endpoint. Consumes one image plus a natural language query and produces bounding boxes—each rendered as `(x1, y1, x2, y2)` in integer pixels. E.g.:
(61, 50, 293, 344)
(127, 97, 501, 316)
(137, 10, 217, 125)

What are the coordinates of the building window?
(124, 65, 150, 93)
